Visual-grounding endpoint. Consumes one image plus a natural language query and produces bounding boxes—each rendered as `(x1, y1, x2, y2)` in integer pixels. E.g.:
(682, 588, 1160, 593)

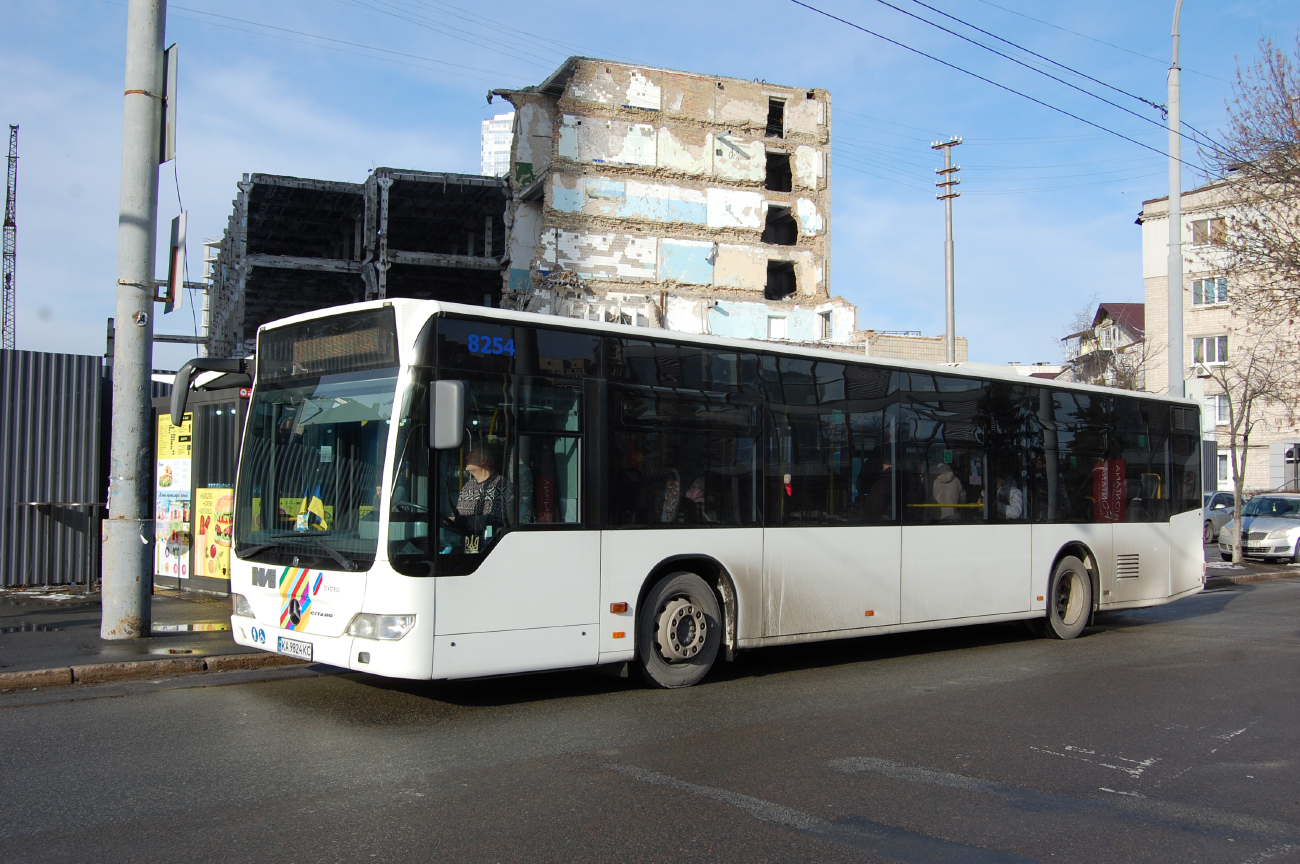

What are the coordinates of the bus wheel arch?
(1041, 545, 1096, 639)
(634, 556, 735, 688)
(1051, 542, 1099, 617)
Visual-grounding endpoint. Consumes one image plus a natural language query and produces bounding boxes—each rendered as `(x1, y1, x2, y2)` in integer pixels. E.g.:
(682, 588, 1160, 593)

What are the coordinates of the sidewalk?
(1201, 541, 1300, 588)
(0, 586, 302, 689)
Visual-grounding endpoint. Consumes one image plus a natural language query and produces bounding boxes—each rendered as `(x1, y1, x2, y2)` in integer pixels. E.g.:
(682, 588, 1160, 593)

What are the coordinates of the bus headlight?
(346, 613, 416, 641)
(231, 594, 255, 618)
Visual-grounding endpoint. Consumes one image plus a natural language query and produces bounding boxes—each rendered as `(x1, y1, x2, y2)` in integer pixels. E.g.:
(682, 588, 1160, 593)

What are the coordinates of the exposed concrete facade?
(205, 170, 507, 356)
(1140, 181, 1300, 493)
(493, 57, 856, 345)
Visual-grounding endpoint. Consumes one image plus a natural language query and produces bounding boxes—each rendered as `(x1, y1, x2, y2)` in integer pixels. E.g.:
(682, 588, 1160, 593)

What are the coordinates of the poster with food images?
(155, 413, 193, 578)
(195, 487, 234, 581)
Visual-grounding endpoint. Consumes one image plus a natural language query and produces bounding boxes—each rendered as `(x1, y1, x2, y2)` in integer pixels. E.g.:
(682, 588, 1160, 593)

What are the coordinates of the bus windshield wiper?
(236, 542, 279, 559)
(306, 537, 358, 572)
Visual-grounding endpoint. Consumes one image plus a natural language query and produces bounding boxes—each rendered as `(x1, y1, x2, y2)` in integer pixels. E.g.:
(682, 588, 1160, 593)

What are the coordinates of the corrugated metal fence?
(0, 350, 104, 587)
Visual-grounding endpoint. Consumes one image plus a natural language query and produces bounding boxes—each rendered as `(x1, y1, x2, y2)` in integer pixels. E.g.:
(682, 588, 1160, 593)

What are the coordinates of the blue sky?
(1, 0, 1297, 368)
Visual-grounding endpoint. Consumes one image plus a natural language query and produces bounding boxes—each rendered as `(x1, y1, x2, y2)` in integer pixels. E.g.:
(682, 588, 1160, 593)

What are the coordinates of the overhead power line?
(866, 0, 1218, 152)
(968, 0, 1232, 85)
(788, 0, 1199, 169)
(159, 3, 535, 85)
(905, 0, 1165, 114)
(330, 0, 561, 69)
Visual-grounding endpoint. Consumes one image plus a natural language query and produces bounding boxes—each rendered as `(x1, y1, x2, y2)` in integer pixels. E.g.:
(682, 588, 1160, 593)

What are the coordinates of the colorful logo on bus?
(279, 567, 323, 632)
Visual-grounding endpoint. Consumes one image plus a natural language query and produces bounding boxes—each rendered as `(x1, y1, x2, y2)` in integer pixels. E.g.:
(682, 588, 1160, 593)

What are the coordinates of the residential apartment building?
(490, 57, 856, 345)
(480, 112, 515, 177)
(1139, 180, 1300, 492)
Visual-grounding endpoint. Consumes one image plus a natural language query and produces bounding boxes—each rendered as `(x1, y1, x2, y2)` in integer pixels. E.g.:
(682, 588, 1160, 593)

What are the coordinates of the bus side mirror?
(432, 380, 466, 450)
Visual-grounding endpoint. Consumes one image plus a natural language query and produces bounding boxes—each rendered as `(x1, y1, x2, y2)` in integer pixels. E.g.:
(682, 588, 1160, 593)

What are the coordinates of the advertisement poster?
(195, 487, 234, 581)
(1093, 459, 1127, 524)
(156, 413, 193, 578)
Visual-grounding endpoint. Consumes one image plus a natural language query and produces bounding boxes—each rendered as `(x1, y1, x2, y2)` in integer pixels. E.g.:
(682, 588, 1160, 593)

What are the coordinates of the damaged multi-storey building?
(201, 58, 969, 360)
(492, 57, 856, 344)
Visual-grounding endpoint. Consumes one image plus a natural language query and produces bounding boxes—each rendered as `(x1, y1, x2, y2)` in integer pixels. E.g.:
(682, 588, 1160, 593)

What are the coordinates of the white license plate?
(277, 636, 313, 661)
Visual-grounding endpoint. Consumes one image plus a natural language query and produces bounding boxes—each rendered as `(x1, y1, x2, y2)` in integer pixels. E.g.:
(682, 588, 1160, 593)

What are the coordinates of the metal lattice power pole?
(2, 125, 16, 351)
(103, 0, 165, 639)
(932, 136, 962, 363)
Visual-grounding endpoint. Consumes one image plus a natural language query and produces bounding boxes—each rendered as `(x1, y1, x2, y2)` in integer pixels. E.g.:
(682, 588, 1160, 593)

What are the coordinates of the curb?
(0, 652, 306, 691)
(1205, 569, 1300, 589)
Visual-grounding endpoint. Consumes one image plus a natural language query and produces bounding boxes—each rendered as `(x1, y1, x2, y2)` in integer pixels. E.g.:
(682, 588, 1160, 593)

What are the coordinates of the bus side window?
(898, 374, 988, 525)
(608, 384, 759, 528)
(517, 378, 582, 525)
(987, 383, 1038, 523)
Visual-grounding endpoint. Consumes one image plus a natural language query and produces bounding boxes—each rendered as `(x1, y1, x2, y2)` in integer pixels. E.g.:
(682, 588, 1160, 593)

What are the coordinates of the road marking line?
(1029, 744, 1158, 778)
(830, 755, 1300, 843)
(606, 763, 1032, 864)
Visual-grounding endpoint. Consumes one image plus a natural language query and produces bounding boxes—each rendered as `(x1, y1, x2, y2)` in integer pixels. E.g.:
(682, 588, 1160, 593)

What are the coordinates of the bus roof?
(258, 299, 1198, 407)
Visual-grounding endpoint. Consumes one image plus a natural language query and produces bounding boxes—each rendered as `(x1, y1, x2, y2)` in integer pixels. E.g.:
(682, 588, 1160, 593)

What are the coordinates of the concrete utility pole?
(1166, 0, 1185, 398)
(103, 0, 166, 639)
(932, 137, 962, 363)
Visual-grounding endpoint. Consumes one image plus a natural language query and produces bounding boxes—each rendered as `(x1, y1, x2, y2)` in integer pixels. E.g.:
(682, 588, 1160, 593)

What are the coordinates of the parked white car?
(1202, 491, 1238, 544)
(1218, 493, 1300, 562)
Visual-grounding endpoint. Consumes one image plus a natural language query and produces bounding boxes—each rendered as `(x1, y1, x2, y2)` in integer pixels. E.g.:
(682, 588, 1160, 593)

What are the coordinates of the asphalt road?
(1, 578, 1298, 864)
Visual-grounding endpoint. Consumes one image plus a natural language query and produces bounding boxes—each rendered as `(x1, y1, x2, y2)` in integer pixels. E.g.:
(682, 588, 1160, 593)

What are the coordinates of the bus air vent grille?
(1116, 554, 1141, 578)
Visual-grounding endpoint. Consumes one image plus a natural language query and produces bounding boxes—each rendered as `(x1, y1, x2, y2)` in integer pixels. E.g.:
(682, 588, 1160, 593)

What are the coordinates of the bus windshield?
(234, 369, 397, 571)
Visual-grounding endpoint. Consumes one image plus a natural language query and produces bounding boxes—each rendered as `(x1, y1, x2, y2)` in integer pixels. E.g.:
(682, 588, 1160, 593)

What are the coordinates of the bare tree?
(1059, 294, 1156, 391)
(1202, 36, 1300, 322)
(1203, 317, 1295, 563)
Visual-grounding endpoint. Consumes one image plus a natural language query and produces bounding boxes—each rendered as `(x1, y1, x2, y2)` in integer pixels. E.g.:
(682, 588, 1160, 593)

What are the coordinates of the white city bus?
(175, 300, 1205, 688)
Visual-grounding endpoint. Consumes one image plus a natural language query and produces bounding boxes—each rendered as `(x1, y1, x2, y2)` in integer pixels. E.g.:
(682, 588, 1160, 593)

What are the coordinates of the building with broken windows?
(492, 57, 854, 345)
(201, 58, 978, 363)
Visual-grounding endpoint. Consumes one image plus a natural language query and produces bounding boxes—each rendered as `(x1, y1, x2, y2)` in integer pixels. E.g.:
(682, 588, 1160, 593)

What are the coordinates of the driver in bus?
(444, 447, 507, 545)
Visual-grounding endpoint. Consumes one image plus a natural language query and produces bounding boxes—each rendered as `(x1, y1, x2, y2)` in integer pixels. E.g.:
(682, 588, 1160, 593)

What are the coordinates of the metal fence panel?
(0, 350, 104, 587)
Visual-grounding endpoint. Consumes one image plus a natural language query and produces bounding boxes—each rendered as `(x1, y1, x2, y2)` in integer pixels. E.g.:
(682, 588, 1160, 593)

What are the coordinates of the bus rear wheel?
(1041, 556, 1092, 640)
(636, 571, 721, 689)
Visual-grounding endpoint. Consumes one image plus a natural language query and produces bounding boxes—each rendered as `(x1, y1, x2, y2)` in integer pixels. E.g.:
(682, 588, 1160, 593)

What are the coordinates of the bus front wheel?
(1041, 556, 1092, 640)
(636, 571, 721, 689)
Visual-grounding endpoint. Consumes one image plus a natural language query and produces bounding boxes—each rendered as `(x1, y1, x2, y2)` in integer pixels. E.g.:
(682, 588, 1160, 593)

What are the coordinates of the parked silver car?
(1218, 493, 1300, 562)
(1202, 491, 1238, 543)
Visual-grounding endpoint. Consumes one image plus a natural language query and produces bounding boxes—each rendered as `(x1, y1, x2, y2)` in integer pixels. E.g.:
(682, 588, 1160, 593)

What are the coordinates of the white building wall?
(480, 112, 515, 177)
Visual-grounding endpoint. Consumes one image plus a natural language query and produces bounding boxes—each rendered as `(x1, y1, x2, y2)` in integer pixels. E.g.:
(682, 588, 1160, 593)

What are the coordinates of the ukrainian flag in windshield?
(295, 483, 330, 532)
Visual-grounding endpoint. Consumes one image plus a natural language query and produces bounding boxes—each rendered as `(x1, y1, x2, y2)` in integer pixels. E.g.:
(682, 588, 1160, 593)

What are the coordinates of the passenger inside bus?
(992, 471, 1025, 521)
(932, 462, 966, 521)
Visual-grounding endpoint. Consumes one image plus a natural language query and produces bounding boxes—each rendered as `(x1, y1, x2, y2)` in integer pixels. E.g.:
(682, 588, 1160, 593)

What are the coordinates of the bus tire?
(636, 571, 721, 689)
(1042, 556, 1091, 640)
